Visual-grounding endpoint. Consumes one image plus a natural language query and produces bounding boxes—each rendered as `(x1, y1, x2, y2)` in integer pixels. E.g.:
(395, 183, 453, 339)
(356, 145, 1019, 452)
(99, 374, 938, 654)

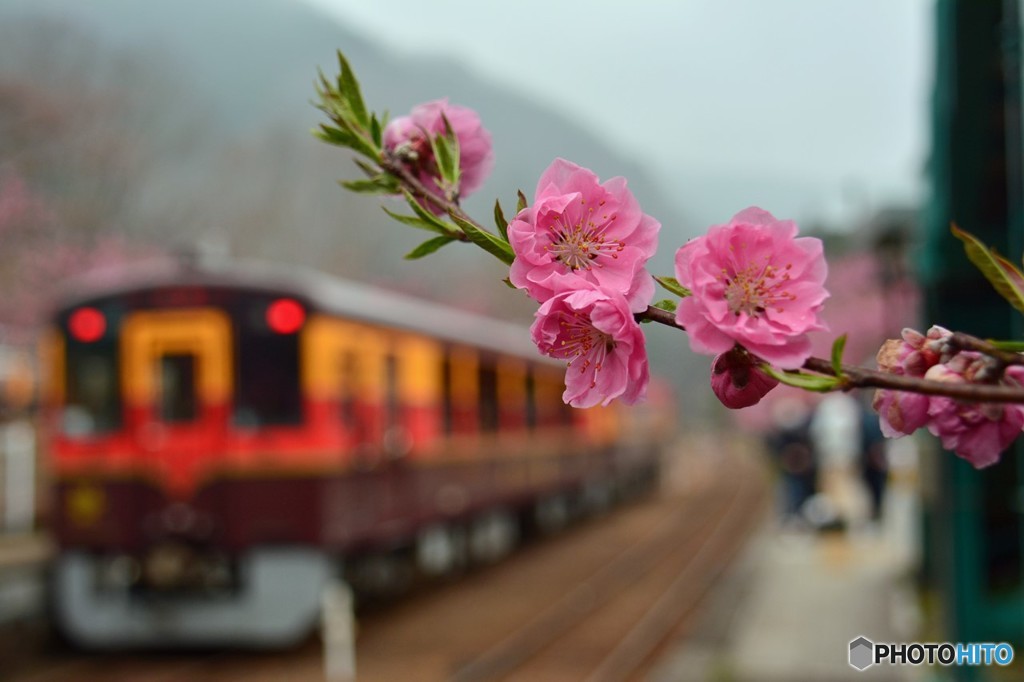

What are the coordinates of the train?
(41, 257, 671, 648)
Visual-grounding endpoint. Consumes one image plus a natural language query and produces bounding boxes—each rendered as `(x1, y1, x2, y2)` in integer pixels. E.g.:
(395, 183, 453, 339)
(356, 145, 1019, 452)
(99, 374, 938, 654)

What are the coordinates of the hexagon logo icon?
(849, 636, 875, 671)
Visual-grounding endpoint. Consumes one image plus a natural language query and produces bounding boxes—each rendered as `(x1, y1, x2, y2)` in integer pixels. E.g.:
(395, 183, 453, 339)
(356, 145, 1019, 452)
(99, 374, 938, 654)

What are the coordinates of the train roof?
(55, 256, 553, 363)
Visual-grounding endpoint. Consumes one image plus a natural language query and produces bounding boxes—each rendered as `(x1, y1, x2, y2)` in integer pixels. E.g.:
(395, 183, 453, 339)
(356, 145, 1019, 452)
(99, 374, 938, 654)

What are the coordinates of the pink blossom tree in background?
(313, 52, 1024, 470)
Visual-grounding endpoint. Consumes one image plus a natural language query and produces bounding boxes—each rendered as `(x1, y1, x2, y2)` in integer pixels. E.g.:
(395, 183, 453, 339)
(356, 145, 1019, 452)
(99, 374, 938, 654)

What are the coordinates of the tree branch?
(637, 307, 1024, 404)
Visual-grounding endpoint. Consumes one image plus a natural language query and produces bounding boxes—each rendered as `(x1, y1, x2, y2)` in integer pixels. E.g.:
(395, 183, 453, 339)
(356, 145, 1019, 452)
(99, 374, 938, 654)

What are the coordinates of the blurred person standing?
(765, 397, 818, 529)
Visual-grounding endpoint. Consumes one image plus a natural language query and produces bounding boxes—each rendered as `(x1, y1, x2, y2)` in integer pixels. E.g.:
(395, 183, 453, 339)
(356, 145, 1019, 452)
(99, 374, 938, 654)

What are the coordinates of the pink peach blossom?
(710, 347, 779, 409)
(530, 284, 649, 408)
(923, 361, 1024, 468)
(509, 159, 659, 311)
(383, 98, 494, 203)
(674, 207, 829, 368)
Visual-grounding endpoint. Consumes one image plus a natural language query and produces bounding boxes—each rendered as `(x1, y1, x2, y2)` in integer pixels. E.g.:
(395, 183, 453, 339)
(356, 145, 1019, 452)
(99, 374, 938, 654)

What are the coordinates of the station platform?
(652, 478, 922, 682)
(0, 532, 51, 626)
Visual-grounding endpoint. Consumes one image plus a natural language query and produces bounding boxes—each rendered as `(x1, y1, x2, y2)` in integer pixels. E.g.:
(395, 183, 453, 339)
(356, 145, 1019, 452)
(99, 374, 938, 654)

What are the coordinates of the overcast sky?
(304, 0, 932, 228)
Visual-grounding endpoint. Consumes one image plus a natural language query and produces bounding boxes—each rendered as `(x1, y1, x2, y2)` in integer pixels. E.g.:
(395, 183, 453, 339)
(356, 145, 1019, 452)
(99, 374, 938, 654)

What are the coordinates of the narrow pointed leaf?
(402, 190, 456, 235)
(988, 339, 1024, 352)
(340, 176, 398, 194)
(370, 113, 383, 148)
(449, 213, 515, 265)
(314, 124, 357, 148)
(654, 276, 691, 299)
(382, 206, 452, 235)
(405, 235, 456, 260)
(951, 224, 1024, 314)
(830, 334, 847, 375)
(760, 366, 841, 392)
(494, 200, 509, 241)
(516, 190, 528, 213)
(336, 51, 370, 129)
(653, 299, 678, 314)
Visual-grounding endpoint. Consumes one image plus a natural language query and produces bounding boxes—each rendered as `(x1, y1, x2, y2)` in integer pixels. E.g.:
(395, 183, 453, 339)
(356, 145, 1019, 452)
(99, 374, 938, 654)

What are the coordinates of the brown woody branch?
(638, 306, 1024, 404)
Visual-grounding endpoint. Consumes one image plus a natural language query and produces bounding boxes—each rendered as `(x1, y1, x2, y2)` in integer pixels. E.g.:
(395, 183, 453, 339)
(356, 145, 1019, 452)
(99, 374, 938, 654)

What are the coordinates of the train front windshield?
(55, 288, 307, 442)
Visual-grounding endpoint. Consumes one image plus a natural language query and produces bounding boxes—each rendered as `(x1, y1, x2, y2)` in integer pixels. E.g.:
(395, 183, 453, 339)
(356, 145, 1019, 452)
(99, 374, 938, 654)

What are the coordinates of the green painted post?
(925, 2, 1023, 678)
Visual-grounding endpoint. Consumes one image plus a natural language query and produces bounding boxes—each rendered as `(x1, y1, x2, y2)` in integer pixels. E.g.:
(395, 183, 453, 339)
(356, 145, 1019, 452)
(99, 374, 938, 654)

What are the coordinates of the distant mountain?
(0, 0, 712, 415)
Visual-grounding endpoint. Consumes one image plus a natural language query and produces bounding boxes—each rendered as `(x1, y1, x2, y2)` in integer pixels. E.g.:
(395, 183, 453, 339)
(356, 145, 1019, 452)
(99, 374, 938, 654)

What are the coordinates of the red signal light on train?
(266, 298, 305, 334)
(68, 307, 107, 342)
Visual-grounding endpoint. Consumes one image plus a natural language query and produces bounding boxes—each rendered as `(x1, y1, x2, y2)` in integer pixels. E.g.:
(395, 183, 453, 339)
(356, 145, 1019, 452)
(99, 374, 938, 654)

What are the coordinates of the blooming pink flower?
(530, 284, 649, 408)
(674, 207, 829, 368)
(710, 347, 779, 409)
(383, 98, 494, 204)
(923, 361, 1024, 468)
(509, 159, 659, 311)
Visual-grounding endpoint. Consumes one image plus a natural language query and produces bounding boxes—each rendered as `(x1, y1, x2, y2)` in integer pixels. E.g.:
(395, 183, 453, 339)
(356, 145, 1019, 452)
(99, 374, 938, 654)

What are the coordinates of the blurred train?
(41, 258, 672, 648)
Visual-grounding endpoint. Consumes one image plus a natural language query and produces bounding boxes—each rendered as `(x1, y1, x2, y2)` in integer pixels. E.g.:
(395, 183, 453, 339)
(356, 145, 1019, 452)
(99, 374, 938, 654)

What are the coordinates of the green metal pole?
(925, 2, 1023, 679)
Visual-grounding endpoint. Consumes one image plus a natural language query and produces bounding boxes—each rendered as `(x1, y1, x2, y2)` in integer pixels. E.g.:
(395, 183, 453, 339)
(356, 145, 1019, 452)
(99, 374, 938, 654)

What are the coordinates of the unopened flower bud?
(710, 347, 779, 409)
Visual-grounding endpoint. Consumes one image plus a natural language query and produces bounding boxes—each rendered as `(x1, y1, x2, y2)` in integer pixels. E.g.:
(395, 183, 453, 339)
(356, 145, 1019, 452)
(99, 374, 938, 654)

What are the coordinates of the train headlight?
(98, 555, 141, 591)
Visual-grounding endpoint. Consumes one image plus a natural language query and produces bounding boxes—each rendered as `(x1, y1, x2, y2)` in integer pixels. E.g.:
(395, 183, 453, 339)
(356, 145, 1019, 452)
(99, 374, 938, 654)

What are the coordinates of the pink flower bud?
(924, 359, 1024, 468)
(710, 348, 779, 409)
(383, 99, 494, 209)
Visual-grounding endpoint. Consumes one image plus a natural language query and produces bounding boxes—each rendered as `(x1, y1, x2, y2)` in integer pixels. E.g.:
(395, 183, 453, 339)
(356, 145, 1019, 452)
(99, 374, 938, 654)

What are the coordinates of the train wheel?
(415, 525, 464, 576)
(533, 495, 570, 535)
(468, 511, 518, 564)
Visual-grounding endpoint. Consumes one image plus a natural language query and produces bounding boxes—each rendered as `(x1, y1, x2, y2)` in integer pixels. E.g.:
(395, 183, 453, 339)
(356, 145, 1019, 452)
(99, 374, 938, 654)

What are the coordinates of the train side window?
(441, 353, 453, 435)
(64, 347, 122, 436)
(339, 351, 359, 430)
(525, 369, 537, 430)
(159, 354, 198, 423)
(234, 332, 302, 428)
(478, 361, 499, 433)
(384, 354, 399, 432)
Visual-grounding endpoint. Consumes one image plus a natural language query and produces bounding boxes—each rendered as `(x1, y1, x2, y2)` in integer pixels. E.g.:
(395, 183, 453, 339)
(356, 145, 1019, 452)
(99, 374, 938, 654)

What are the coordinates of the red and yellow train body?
(43, 261, 665, 647)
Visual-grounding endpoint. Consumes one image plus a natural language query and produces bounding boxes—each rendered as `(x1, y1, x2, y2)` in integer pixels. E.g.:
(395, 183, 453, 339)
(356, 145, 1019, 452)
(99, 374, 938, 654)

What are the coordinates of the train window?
(233, 332, 302, 427)
(159, 354, 197, 423)
(63, 347, 121, 436)
(384, 354, 399, 432)
(478, 361, 499, 433)
(441, 353, 453, 435)
(339, 351, 359, 432)
(525, 370, 537, 430)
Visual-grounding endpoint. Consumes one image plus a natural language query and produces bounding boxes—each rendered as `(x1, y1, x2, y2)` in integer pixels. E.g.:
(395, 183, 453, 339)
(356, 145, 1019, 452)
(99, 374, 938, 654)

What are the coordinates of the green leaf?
(988, 339, 1024, 352)
(405, 235, 456, 260)
(951, 224, 1024, 315)
(370, 113, 383, 148)
(450, 212, 515, 265)
(314, 124, 357, 148)
(760, 365, 842, 393)
(340, 176, 398, 194)
(494, 200, 509, 241)
(430, 115, 461, 192)
(336, 51, 370, 129)
(516, 190, 528, 213)
(830, 334, 847, 375)
(503, 277, 517, 289)
(402, 190, 457, 235)
(653, 299, 678, 313)
(654, 276, 692, 299)
(382, 206, 453, 236)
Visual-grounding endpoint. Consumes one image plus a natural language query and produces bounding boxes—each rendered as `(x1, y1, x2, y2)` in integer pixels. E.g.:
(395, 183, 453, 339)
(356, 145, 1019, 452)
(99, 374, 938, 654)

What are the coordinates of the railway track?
(449, 442, 763, 682)
(9, 436, 768, 682)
